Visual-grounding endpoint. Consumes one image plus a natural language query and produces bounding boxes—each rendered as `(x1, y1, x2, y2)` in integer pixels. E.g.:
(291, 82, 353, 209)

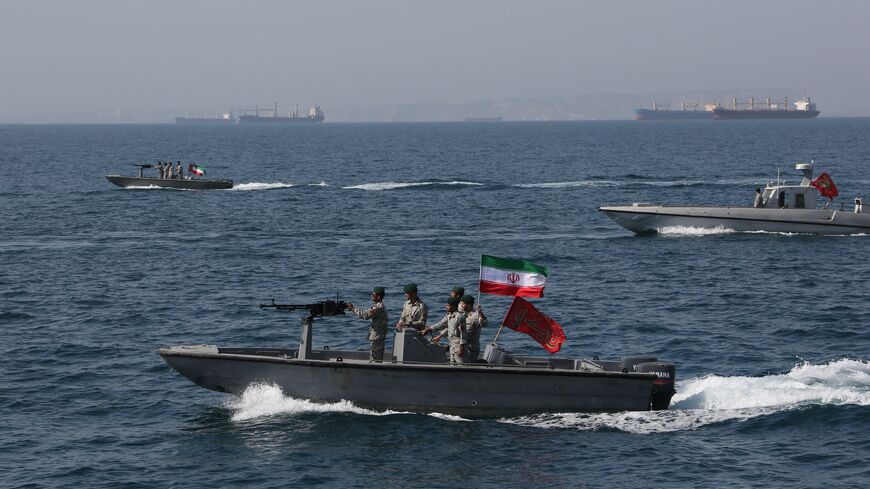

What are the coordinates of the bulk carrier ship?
(635, 97, 820, 120)
(237, 102, 325, 123)
(712, 97, 819, 119)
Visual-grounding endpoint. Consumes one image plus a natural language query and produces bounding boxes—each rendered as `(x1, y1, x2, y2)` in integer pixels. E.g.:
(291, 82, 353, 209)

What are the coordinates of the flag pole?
(491, 322, 506, 345)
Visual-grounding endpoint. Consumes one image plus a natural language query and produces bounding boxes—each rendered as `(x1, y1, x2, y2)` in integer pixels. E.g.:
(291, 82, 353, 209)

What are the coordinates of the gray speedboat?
(106, 164, 233, 190)
(600, 162, 870, 235)
(159, 300, 676, 417)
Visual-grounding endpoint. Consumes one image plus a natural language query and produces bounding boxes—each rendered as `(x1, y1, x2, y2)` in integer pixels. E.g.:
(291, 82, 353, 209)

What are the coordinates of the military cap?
(403, 283, 418, 293)
(460, 294, 475, 305)
(371, 286, 386, 296)
(447, 297, 460, 307)
(451, 286, 465, 295)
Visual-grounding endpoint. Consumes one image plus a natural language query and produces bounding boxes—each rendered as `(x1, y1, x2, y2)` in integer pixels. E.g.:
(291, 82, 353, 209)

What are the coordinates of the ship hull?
(712, 109, 820, 120)
(634, 109, 712, 120)
(159, 345, 661, 416)
(599, 205, 870, 235)
(175, 118, 234, 124)
(105, 176, 233, 190)
(238, 116, 324, 124)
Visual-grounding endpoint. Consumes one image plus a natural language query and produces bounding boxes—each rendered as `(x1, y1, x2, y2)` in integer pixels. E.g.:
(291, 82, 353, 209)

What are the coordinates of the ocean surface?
(2, 119, 869, 488)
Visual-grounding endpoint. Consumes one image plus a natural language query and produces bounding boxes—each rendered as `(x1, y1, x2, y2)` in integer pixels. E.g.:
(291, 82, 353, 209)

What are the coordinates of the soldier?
(395, 283, 428, 332)
(157, 161, 165, 179)
(345, 286, 389, 362)
(460, 295, 487, 363)
(421, 297, 467, 365)
(450, 286, 464, 301)
(176, 161, 184, 179)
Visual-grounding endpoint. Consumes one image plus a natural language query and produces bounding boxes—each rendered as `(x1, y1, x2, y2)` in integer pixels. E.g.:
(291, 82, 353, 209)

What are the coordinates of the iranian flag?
(479, 254, 548, 298)
(188, 163, 205, 176)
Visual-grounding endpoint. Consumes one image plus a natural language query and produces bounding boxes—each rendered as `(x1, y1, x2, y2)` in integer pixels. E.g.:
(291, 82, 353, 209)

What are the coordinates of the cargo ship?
(634, 101, 714, 120)
(712, 97, 819, 119)
(175, 112, 235, 124)
(237, 102, 325, 123)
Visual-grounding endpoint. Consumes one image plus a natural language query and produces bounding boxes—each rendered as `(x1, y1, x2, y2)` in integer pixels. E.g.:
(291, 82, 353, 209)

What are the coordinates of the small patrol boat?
(106, 164, 233, 190)
(599, 162, 870, 235)
(158, 300, 677, 417)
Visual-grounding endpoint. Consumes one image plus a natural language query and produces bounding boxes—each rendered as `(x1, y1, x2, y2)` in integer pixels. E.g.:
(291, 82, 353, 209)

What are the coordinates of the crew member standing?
(176, 161, 183, 179)
(395, 283, 428, 332)
(450, 286, 464, 301)
(459, 295, 487, 363)
(422, 297, 467, 365)
(346, 287, 389, 362)
(753, 187, 764, 208)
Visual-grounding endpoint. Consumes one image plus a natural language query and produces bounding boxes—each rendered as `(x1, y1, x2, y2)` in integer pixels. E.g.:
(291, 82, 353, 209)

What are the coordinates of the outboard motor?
(636, 361, 677, 410)
(620, 355, 658, 372)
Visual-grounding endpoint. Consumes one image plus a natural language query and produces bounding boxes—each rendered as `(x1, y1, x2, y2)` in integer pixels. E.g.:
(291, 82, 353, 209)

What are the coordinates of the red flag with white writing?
(501, 297, 566, 353)
(810, 172, 838, 200)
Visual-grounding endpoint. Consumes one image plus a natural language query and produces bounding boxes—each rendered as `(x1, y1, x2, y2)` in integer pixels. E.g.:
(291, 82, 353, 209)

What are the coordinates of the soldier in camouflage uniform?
(450, 286, 464, 301)
(422, 297, 467, 365)
(395, 283, 428, 332)
(346, 286, 389, 362)
(459, 295, 487, 363)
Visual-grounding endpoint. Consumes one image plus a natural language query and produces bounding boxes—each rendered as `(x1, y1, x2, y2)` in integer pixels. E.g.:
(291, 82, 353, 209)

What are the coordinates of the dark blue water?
(2, 120, 869, 488)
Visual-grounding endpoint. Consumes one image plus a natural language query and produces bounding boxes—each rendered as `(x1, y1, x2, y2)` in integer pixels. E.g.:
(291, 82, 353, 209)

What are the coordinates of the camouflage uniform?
(400, 299, 428, 331)
(432, 311, 467, 364)
(353, 301, 388, 361)
(463, 310, 488, 363)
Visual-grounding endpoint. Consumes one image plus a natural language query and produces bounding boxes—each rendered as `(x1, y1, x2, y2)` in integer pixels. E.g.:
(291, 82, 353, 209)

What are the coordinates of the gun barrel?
(259, 299, 347, 316)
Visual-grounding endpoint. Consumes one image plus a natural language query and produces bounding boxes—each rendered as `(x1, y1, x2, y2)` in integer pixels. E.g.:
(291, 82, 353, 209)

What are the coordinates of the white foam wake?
(230, 182, 295, 191)
(500, 359, 870, 434)
(657, 225, 736, 236)
(343, 181, 483, 191)
(513, 180, 622, 189)
(225, 383, 400, 421)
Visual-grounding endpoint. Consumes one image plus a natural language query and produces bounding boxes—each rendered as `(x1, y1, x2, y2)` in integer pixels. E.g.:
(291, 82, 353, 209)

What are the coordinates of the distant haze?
(2, 0, 868, 122)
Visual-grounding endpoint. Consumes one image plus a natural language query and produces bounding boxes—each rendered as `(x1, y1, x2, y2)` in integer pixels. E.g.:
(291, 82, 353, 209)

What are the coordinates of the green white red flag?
(502, 297, 566, 353)
(479, 254, 548, 298)
(188, 163, 205, 176)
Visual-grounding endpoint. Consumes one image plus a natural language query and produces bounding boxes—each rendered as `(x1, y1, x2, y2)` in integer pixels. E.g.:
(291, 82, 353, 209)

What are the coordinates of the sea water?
(1, 120, 869, 488)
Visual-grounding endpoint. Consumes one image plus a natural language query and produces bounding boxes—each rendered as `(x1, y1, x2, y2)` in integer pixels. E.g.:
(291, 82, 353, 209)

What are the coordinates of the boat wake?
(657, 225, 736, 236)
(224, 383, 402, 421)
(501, 358, 870, 433)
(230, 182, 295, 191)
(343, 181, 483, 191)
(514, 178, 759, 189)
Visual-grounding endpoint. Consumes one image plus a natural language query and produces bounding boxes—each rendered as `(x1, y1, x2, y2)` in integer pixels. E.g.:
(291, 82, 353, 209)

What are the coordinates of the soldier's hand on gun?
(395, 320, 404, 331)
(431, 333, 442, 344)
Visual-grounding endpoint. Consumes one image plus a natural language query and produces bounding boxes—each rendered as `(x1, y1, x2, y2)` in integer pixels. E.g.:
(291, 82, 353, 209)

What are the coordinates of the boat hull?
(159, 345, 660, 416)
(634, 109, 712, 120)
(599, 205, 870, 235)
(712, 109, 819, 120)
(238, 116, 323, 123)
(105, 175, 233, 190)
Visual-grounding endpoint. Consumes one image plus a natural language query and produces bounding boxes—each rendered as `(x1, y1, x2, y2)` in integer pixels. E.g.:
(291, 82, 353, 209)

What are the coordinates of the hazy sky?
(2, 0, 868, 119)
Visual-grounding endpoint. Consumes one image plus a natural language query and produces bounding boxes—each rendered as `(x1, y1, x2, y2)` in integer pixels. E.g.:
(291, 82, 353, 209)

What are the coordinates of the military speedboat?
(106, 164, 233, 190)
(599, 162, 870, 235)
(159, 300, 676, 417)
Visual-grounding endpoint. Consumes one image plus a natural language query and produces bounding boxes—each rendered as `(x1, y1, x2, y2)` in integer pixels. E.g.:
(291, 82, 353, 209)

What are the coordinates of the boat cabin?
(759, 163, 821, 209)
